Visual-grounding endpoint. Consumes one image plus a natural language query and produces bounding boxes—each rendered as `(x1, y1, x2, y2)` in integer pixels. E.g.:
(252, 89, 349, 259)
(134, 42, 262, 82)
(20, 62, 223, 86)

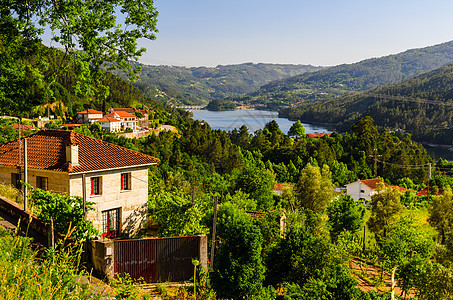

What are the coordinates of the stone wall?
(0, 165, 70, 194)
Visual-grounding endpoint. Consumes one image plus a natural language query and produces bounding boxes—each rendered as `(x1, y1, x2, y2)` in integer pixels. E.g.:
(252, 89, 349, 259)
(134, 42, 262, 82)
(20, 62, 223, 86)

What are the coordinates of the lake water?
(190, 109, 335, 134)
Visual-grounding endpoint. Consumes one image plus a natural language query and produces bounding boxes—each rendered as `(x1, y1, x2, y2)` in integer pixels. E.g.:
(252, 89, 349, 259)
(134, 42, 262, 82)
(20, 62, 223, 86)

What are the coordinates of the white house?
(76, 109, 104, 124)
(345, 178, 407, 201)
(98, 116, 122, 133)
(104, 111, 138, 131)
(0, 130, 159, 238)
(345, 178, 385, 201)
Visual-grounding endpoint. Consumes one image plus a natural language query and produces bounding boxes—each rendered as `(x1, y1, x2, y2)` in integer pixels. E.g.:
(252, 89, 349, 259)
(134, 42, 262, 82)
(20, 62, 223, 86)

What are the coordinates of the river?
(190, 109, 335, 134)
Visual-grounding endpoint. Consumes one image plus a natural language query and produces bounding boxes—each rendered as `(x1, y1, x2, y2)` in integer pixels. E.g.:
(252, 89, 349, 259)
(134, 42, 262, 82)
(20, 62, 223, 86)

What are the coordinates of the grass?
(0, 184, 24, 206)
(0, 226, 154, 300)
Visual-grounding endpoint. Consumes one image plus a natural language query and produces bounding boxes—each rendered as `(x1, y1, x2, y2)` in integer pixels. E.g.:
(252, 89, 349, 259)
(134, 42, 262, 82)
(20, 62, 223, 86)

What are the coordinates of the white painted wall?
(345, 181, 375, 201)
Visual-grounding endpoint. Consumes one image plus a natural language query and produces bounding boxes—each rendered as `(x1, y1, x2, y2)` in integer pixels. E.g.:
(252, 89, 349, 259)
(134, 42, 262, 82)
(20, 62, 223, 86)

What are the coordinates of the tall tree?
(428, 186, 453, 244)
(367, 183, 403, 239)
(327, 195, 364, 242)
(295, 163, 334, 213)
(1, 0, 158, 114)
(288, 120, 305, 139)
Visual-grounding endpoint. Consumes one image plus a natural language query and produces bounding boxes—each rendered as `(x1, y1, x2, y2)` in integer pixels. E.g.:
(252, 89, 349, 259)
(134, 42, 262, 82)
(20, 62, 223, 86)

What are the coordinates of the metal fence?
(113, 235, 204, 283)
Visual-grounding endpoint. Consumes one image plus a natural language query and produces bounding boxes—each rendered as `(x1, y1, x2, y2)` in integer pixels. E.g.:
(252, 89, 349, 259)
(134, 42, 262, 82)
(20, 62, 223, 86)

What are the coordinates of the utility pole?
(210, 196, 218, 269)
(374, 148, 378, 178)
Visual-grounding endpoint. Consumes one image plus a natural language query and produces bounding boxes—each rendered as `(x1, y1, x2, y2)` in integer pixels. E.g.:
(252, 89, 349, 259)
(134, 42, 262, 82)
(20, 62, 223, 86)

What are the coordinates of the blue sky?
(135, 0, 453, 67)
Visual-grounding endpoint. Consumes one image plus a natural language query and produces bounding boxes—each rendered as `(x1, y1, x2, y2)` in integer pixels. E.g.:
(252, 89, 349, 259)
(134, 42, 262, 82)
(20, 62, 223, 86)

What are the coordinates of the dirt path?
(350, 259, 416, 298)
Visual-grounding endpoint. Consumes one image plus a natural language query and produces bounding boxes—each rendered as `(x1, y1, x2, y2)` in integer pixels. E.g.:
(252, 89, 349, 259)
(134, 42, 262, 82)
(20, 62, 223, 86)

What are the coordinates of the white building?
(76, 109, 103, 124)
(104, 111, 138, 131)
(98, 116, 122, 133)
(345, 178, 407, 201)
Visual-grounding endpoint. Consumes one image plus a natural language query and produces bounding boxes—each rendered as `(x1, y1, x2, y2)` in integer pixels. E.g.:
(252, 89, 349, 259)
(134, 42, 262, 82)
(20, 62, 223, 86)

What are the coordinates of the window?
(121, 173, 131, 190)
(36, 176, 48, 190)
(11, 173, 21, 189)
(91, 176, 102, 195)
(102, 208, 120, 239)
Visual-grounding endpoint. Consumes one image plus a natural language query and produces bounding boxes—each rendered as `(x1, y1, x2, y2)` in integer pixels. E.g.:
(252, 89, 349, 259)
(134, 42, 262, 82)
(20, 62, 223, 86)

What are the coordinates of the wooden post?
(210, 196, 218, 269)
(82, 174, 87, 221)
(362, 225, 366, 253)
(48, 219, 54, 248)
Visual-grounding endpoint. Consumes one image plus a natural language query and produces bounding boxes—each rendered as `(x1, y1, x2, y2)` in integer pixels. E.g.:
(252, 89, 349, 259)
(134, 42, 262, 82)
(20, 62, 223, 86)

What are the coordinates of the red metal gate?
(114, 235, 202, 283)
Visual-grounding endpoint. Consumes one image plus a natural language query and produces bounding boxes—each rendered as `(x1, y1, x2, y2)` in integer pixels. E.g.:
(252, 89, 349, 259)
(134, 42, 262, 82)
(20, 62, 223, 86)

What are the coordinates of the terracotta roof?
(350, 178, 408, 193)
(98, 116, 121, 123)
(388, 185, 409, 193)
(77, 109, 103, 114)
(12, 124, 36, 130)
(359, 178, 385, 190)
(111, 108, 135, 113)
(0, 130, 159, 173)
(416, 187, 444, 196)
(306, 131, 331, 138)
(105, 111, 136, 118)
(62, 124, 82, 128)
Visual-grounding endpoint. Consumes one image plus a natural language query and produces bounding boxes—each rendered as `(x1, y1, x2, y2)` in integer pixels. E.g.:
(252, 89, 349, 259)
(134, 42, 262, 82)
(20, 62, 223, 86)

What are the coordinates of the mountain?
(279, 63, 453, 145)
(235, 41, 453, 108)
(112, 63, 324, 105)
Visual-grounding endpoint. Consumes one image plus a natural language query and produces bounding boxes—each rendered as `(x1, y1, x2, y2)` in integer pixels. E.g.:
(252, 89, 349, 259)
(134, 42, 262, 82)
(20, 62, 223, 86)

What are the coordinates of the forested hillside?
(112, 62, 324, 105)
(232, 40, 453, 108)
(0, 41, 160, 118)
(279, 63, 453, 145)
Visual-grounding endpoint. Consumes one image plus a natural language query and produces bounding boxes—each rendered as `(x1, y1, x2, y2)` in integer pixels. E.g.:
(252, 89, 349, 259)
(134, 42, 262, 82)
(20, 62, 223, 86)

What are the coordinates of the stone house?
(0, 130, 159, 238)
(76, 109, 104, 124)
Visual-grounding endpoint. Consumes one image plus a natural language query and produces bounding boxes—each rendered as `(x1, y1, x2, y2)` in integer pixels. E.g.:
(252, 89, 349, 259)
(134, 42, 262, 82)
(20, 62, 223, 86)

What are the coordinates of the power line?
(365, 92, 453, 107)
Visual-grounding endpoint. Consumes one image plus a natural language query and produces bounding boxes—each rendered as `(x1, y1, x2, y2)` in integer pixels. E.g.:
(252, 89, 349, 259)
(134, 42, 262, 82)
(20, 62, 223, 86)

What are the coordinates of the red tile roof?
(12, 124, 36, 130)
(0, 130, 159, 173)
(98, 117, 121, 123)
(359, 178, 385, 190)
(77, 109, 103, 114)
(416, 187, 444, 196)
(306, 131, 331, 138)
(105, 111, 136, 118)
(355, 178, 408, 193)
(62, 124, 83, 128)
(111, 108, 135, 113)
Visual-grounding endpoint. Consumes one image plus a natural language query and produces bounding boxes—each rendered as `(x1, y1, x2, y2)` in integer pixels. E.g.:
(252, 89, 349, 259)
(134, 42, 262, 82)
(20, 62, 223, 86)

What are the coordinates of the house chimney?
(65, 132, 79, 166)
(66, 144, 79, 166)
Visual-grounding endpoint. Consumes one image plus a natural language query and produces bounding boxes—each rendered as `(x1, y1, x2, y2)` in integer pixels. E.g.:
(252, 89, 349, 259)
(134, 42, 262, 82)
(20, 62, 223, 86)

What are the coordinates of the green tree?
(288, 120, 305, 139)
(327, 195, 365, 242)
(295, 163, 333, 212)
(428, 186, 453, 244)
(1, 0, 158, 113)
(27, 186, 97, 241)
(234, 152, 275, 211)
(367, 183, 403, 239)
(212, 203, 265, 299)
